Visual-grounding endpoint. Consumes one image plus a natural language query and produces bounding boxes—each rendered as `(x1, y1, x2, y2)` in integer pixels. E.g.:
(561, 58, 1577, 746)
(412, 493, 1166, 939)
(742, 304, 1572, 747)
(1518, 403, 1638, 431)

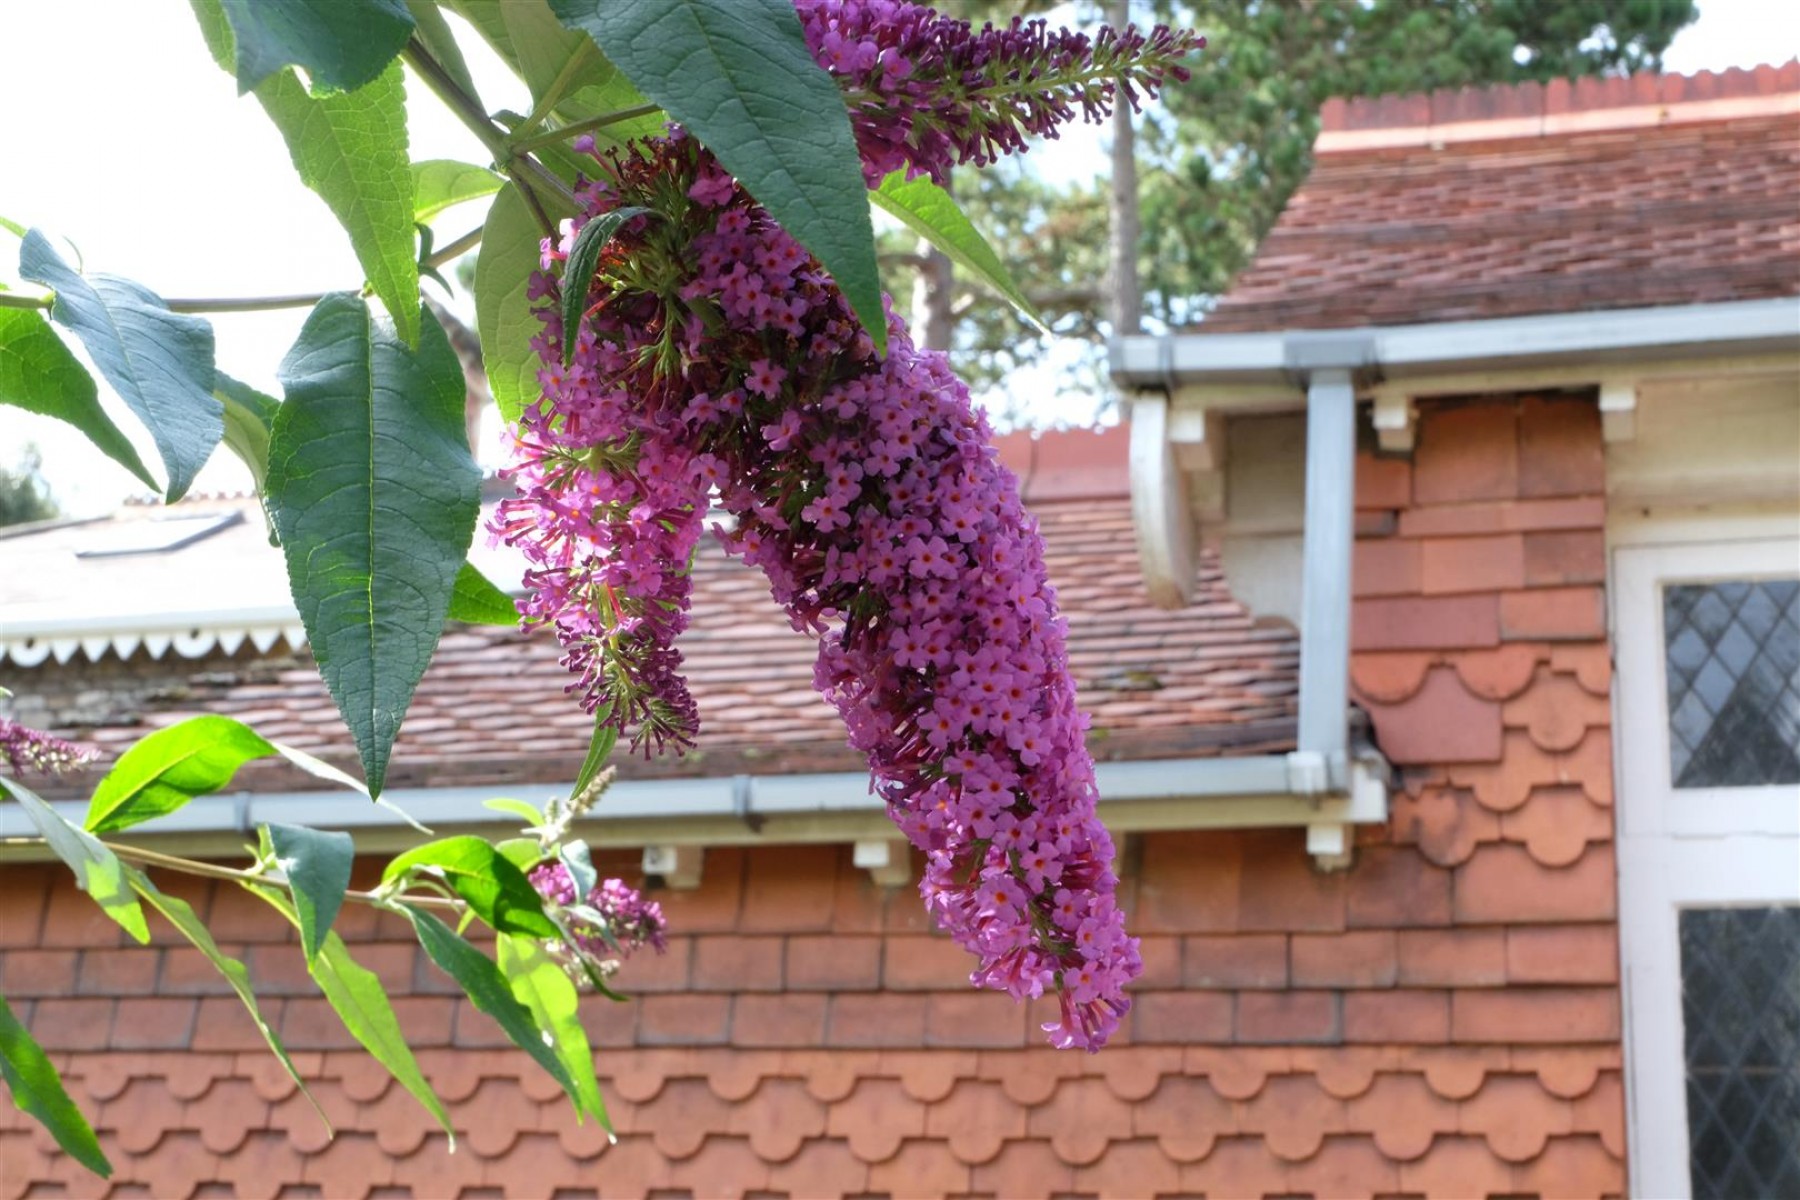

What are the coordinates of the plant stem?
(166, 293, 335, 315)
(2, 228, 485, 318)
(516, 39, 597, 137)
(509, 103, 663, 155)
(403, 37, 575, 238)
(101, 840, 461, 911)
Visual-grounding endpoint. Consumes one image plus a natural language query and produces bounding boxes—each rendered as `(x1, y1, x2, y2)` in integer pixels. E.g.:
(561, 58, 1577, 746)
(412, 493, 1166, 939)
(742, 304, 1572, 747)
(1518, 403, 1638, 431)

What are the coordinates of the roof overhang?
(1109, 297, 1800, 391)
(0, 752, 1390, 874)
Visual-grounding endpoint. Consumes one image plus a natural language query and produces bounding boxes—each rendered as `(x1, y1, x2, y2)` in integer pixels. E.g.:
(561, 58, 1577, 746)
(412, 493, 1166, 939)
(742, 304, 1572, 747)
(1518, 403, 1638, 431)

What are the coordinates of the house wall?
(0, 395, 1625, 1199)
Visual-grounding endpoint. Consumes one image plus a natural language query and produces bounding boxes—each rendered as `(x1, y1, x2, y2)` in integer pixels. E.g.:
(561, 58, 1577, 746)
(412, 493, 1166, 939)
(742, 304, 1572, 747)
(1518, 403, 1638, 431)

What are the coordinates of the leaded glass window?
(1663, 579, 1800, 788)
(1680, 906, 1800, 1199)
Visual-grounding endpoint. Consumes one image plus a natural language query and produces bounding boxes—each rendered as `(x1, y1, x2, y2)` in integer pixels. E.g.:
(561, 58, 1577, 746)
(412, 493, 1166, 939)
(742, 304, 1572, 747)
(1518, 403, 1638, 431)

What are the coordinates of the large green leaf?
(549, 0, 886, 356)
(268, 295, 479, 797)
(871, 171, 1046, 332)
(214, 372, 279, 494)
(405, 906, 578, 1098)
(266, 823, 355, 963)
(383, 836, 558, 937)
(497, 934, 608, 1127)
(18, 231, 220, 501)
(128, 870, 323, 1128)
(84, 715, 275, 836)
(220, 0, 415, 95)
(411, 160, 503, 224)
(447, 561, 518, 626)
(0, 308, 156, 492)
(0, 994, 110, 1178)
(473, 183, 544, 423)
(2, 777, 148, 944)
(192, 0, 420, 348)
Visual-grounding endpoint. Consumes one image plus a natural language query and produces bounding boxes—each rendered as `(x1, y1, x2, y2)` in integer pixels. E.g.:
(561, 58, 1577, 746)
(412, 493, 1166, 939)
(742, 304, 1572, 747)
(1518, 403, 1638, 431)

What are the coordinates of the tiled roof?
(0, 427, 1300, 794)
(1201, 63, 1800, 333)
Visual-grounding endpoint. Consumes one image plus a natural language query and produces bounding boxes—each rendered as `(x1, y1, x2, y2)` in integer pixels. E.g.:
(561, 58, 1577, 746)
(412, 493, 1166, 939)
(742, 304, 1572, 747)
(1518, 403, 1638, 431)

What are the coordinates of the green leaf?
(473, 183, 544, 423)
(0, 307, 157, 492)
(220, 0, 414, 95)
(193, 0, 420, 348)
(250, 885, 456, 1144)
(128, 870, 323, 1130)
(266, 823, 354, 962)
(0, 994, 111, 1177)
(18, 230, 221, 501)
(483, 798, 544, 826)
(0, 216, 24, 239)
(382, 836, 558, 937)
(84, 715, 275, 836)
(411, 160, 503, 224)
(406, 1, 480, 103)
(570, 706, 617, 800)
(558, 840, 596, 904)
(267, 295, 480, 797)
(214, 371, 279, 494)
(404, 905, 579, 1099)
(312, 932, 455, 1143)
(447, 561, 518, 626)
(871, 171, 1046, 333)
(560, 206, 649, 366)
(496, 934, 608, 1128)
(493, 837, 543, 870)
(550, 0, 886, 356)
(2, 777, 148, 944)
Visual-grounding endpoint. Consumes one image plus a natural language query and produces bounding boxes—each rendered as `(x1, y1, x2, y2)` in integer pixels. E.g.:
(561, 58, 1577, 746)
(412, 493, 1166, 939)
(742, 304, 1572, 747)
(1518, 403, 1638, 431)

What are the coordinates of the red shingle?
(15, 437, 1299, 798)
(1206, 71, 1799, 333)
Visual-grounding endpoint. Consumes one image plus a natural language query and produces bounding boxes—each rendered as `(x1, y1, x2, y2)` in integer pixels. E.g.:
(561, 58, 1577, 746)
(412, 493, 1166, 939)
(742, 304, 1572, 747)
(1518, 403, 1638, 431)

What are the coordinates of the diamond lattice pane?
(1680, 906, 1800, 1200)
(1663, 579, 1800, 788)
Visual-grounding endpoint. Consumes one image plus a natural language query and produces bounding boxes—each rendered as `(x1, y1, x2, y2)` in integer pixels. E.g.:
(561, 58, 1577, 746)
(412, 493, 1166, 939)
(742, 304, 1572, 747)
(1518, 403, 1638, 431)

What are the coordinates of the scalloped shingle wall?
(0, 395, 1624, 1198)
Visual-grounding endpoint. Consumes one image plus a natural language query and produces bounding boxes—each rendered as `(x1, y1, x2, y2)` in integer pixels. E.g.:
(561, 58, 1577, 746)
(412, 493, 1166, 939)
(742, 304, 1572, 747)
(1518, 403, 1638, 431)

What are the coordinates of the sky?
(1, 0, 1796, 516)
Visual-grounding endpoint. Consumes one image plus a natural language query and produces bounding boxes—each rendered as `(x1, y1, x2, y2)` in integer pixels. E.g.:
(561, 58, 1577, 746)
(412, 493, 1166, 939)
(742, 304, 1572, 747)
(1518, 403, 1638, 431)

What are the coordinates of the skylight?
(73, 511, 244, 559)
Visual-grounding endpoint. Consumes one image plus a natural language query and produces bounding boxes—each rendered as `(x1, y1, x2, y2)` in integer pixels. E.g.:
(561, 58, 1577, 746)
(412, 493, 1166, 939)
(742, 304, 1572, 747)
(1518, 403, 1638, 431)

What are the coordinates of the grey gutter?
(1108, 297, 1800, 387)
(0, 754, 1363, 862)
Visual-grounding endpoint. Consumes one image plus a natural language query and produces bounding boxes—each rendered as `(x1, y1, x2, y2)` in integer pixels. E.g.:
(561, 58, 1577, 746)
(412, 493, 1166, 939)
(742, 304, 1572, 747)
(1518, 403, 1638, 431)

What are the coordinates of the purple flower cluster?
(491, 0, 1198, 1047)
(0, 717, 93, 777)
(797, 0, 1202, 185)
(492, 228, 709, 752)
(495, 136, 1138, 1047)
(529, 861, 668, 968)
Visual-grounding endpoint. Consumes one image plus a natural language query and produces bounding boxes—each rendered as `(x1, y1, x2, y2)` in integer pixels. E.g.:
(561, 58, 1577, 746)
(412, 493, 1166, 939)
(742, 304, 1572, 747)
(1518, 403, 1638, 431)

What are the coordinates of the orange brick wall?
(0, 393, 1624, 1199)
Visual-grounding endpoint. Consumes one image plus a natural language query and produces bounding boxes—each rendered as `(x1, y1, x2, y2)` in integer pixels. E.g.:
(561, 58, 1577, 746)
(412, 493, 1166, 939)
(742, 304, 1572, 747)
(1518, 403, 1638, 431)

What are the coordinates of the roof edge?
(1112, 297, 1800, 388)
(1318, 61, 1800, 153)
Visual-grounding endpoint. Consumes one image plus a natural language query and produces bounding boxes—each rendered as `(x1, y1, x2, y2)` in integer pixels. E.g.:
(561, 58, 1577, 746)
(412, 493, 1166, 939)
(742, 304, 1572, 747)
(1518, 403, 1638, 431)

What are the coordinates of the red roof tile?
(1202, 65, 1800, 333)
(6, 429, 1298, 796)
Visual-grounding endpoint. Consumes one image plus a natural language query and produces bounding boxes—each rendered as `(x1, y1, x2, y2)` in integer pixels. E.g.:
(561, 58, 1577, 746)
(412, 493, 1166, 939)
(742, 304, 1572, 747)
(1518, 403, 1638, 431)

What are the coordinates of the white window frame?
(1612, 520, 1800, 1199)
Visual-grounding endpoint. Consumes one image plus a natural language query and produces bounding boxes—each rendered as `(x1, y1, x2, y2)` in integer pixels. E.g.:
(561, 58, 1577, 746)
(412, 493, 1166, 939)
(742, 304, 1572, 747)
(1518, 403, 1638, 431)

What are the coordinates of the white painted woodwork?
(1598, 378, 1638, 442)
(642, 844, 704, 890)
(1608, 373, 1800, 511)
(1612, 528, 1800, 1199)
(1128, 392, 1197, 609)
(1371, 389, 1417, 452)
(852, 839, 912, 887)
